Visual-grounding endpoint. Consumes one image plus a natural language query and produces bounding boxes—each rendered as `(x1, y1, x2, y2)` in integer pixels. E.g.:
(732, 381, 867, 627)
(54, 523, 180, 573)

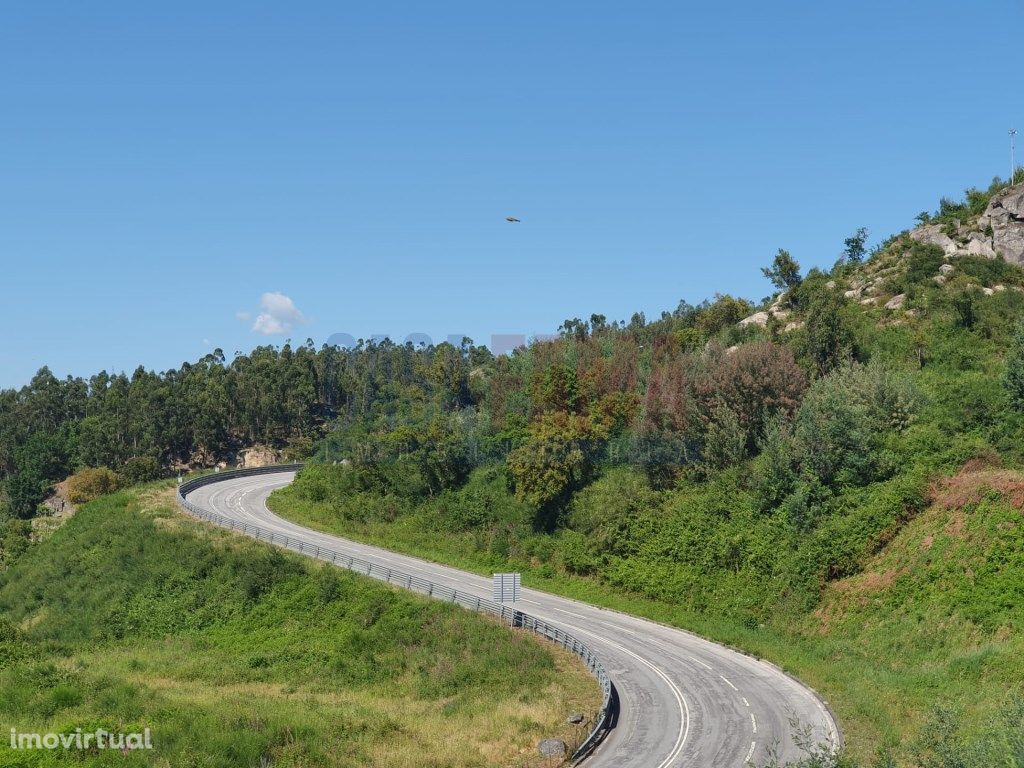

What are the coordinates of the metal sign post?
(493, 572, 521, 627)
(493, 572, 521, 602)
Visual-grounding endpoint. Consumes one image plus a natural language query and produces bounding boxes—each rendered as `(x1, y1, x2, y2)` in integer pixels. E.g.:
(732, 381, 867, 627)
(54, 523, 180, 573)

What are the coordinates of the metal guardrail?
(177, 464, 616, 763)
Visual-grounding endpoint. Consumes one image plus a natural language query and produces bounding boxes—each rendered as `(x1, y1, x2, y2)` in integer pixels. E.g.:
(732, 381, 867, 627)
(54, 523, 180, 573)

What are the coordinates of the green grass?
(0, 484, 600, 768)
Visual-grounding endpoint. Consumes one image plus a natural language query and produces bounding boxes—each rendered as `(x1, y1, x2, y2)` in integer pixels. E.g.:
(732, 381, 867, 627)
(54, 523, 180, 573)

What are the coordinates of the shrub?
(701, 406, 747, 470)
(897, 243, 946, 293)
(65, 467, 121, 504)
(567, 467, 660, 558)
(696, 342, 808, 454)
(794, 362, 919, 489)
(1004, 321, 1024, 411)
(119, 456, 162, 485)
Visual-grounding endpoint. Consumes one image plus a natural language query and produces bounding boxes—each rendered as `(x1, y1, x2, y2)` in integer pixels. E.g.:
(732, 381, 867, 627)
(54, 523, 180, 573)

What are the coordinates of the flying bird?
(505, 216, 521, 223)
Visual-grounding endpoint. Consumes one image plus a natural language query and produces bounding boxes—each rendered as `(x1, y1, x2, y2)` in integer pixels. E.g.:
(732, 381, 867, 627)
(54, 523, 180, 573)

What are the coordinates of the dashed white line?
(720, 674, 738, 691)
(742, 696, 750, 707)
(745, 741, 756, 764)
(690, 656, 713, 670)
(750, 713, 757, 733)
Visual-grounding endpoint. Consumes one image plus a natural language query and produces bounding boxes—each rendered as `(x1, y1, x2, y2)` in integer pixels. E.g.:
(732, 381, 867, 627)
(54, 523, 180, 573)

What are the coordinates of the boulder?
(939, 263, 955, 276)
(843, 289, 861, 299)
(738, 311, 770, 327)
(909, 223, 959, 256)
(966, 233, 996, 258)
(537, 739, 568, 758)
(885, 294, 907, 310)
(567, 713, 586, 725)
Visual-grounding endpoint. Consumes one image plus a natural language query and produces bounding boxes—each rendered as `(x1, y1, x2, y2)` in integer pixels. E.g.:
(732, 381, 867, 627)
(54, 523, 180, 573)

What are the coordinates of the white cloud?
(250, 292, 306, 336)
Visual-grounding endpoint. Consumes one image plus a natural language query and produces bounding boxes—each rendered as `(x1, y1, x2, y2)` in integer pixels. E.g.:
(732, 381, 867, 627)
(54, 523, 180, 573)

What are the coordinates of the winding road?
(182, 469, 840, 767)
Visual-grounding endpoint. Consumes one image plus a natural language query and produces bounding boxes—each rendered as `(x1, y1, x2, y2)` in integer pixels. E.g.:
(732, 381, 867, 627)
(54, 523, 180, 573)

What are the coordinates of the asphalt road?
(184, 470, 840, 767)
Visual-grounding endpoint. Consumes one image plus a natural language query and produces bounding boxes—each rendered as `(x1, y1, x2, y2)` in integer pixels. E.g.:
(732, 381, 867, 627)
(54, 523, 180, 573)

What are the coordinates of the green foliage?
(508, 413, 595, 523)
(64, 467, 121, 504)
(7, 429, 74, 518)
(0, 487, 595, 767)
(843, 227, 869, 265)
(701, 406, 747, 471)
(118, 456, 162, 485)
(794, 362, 919, 490)
(1005, 322, 1024, 411)
(566, 467, 660, 558)
(892, 243, 946, 295)
(762, 248, 803, 290)
(803, 288, 857, 375)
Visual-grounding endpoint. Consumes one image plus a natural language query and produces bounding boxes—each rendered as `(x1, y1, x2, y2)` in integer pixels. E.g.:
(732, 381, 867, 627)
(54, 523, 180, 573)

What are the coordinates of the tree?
(1005, 321, 1024, 411)
(805, 292, 855, 376)
(842, 227, 869, 264)
(507, 413, 595, 527)
(695, 342, 808, 453)
(761, 249, 802, 291)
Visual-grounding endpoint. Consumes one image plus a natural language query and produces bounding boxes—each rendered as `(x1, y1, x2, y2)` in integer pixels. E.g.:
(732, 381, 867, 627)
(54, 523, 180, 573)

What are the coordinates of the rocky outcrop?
(978, 184, 1024, 264)
(239, 445, 282, 468)
(910, 183, 1024, 264)
(910, 223, 960, 257)
(738, 302, 790, 328)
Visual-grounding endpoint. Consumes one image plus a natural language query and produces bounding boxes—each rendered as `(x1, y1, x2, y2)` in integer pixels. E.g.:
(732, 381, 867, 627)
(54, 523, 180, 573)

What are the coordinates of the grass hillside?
(0, 484, 599, 768)
(266, 183, 1024, 768)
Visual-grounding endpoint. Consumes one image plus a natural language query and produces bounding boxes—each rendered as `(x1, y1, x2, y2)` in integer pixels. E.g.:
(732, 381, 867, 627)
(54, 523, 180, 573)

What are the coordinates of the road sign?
(493, 572, 521, 603)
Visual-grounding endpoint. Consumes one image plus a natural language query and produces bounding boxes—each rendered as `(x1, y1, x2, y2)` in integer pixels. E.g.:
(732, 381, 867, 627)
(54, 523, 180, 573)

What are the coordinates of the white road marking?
(690, 656, 713, 670)
(745, 741, 756, 764)
(750, 713, 757, 733)
(742, 697, 750, 707)
(720, 674, 738, 691)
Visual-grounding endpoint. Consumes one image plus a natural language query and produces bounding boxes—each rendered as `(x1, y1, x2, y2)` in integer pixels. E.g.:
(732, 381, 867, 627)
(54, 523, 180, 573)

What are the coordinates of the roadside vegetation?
(0, 485, 600, 767)
(3, 175, 1024, 766)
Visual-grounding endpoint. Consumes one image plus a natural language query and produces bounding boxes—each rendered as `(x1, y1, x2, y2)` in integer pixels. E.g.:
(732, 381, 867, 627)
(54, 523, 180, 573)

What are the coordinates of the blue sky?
(2, 1, 1022, 388)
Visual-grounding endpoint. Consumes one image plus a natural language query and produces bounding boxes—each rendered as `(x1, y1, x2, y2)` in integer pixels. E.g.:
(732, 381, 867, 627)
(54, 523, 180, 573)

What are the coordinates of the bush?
(65, 467, 121, 504)
(1005, 321, 1024, 411)
(892, 242, 945, 294)
(794, 362, 919, 489)
(696, 342, 808, 453)
(567, 467, 660, 558)
(119, 456, 162, 485)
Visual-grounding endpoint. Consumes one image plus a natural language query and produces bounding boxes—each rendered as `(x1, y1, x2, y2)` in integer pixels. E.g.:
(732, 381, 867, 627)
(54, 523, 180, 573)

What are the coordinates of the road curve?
(183, 470, 840, 767)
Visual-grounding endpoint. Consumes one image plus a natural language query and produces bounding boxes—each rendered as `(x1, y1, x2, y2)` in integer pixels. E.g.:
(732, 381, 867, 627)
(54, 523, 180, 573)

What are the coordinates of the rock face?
(910, 183, 1024, 265)
(239, 445, 281, 468)
(979, 184, 1024, 264)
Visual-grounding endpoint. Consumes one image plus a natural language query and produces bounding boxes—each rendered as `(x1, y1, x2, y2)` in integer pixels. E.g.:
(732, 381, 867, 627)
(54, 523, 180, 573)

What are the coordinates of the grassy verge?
(0, 483, 600, 768)
(268, 474, 1024, 766)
